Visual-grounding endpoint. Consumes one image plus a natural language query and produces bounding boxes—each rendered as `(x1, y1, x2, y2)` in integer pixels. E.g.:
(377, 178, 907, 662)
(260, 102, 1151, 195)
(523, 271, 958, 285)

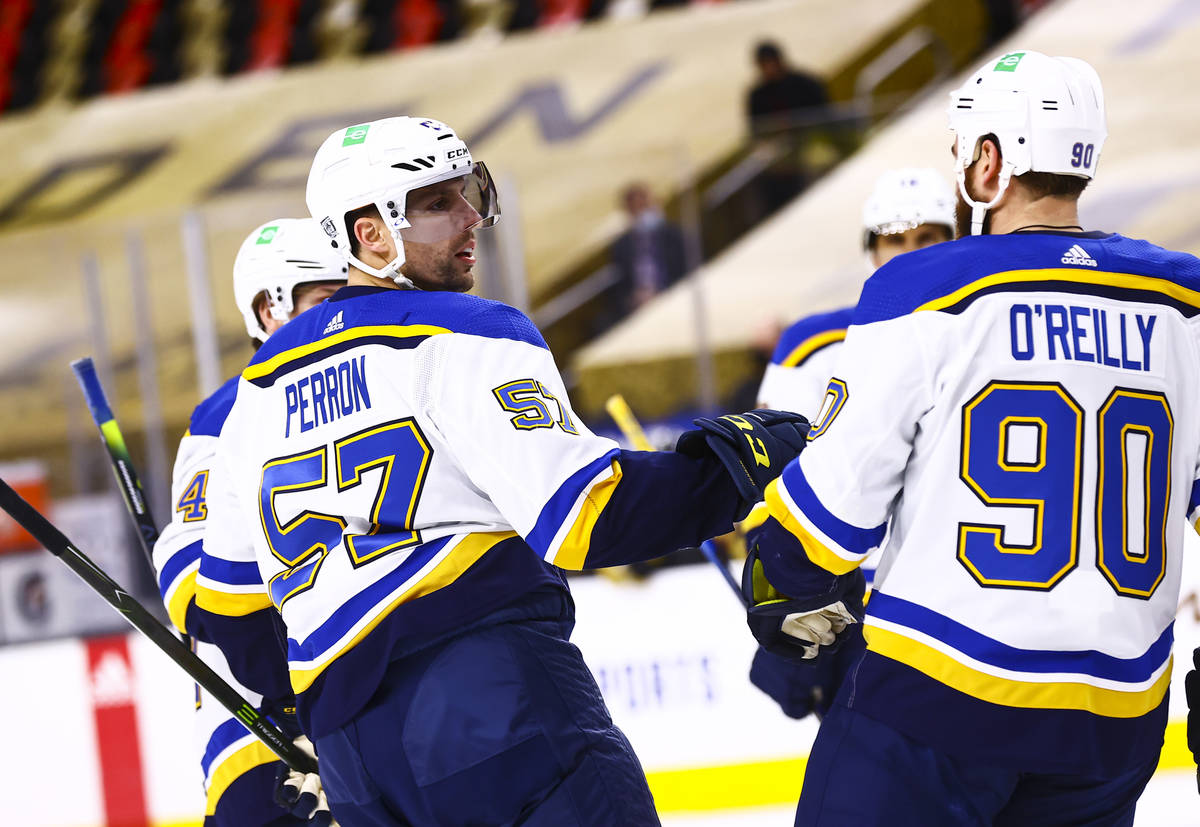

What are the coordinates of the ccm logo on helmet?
(447, 148, 469, 160)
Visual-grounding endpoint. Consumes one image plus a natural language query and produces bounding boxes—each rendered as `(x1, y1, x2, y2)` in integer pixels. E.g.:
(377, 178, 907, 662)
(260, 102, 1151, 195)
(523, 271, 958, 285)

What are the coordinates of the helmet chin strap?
(955, 163, 1014, 236)
(347, 238, 416, 290)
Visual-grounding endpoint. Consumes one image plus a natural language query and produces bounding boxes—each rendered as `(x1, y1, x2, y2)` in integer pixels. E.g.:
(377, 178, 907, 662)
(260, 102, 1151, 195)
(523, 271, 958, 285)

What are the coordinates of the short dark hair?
(977, 133, 1089, 200)
(345, 203, 382, 257)
(1013, 169, 1089, 199)
(755, 41, 782, 64)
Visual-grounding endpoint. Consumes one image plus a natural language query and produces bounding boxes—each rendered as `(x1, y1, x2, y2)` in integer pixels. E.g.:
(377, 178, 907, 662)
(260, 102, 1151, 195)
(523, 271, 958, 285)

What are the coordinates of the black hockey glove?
(741, 544, 865, 665)
(675, 409, 809, 520)
(268, 703, 335, 826)
(750, 623, 866, 720)
(1186, 647, 1200, 794)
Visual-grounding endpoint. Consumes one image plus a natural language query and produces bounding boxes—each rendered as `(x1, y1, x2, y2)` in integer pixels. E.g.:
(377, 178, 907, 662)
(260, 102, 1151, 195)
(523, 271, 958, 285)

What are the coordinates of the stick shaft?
(0, 478, 317, 774)
(700, 540, 749, 607)
(604, 394, 654, 451)
(71, 357, 160, 559)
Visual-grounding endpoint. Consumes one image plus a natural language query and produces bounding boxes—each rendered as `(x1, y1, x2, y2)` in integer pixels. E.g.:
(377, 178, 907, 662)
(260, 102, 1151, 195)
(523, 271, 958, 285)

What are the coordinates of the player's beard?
(954, 179, 992, 237)
(401, 232, 475, 293)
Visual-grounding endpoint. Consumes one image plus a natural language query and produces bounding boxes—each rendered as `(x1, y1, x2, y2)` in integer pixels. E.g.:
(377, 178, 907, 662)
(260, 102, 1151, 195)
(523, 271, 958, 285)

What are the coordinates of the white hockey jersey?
(195, 285, 737, 738)
(757, 306, 854, 417)
(151, 377, 283, 818)
(763, 231, 1200, 775)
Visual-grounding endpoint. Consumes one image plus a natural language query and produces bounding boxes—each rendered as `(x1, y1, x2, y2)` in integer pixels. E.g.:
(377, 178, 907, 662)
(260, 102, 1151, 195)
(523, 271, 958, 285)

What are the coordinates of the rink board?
(4, 540, 1200, 826)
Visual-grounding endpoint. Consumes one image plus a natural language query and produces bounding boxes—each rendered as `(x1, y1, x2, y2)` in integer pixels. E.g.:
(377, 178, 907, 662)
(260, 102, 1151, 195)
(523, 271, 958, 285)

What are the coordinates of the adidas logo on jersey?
(323, 311, 344, 335)
(1061, 244, 1097, 267)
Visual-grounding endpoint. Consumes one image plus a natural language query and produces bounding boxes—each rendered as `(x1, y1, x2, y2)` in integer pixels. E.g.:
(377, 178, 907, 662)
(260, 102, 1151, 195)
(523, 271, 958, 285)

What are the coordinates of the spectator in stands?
(608, 182, 687, 315)
(747, 40, 829, 138)
(746, 40, 832, 215)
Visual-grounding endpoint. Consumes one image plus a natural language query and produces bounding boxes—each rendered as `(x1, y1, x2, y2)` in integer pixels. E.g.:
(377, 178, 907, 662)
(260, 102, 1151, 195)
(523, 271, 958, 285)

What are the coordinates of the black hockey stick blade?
(0, 476, 317, 774)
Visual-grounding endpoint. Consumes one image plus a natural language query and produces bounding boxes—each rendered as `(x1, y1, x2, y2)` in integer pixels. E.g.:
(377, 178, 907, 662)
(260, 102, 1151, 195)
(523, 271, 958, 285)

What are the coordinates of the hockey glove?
(274, 734, 336, 826)
(750, 622, 866, 720)
(741, 544, 864, 664)
(675, 409, 809, 520)
(1186, 646, 1200, 794)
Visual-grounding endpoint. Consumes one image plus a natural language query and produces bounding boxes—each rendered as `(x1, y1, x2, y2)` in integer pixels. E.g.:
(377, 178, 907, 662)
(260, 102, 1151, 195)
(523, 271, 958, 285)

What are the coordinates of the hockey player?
(746, 50, 1200, 823)
(757, 167, 954, 415)
(751, 168, 955, 720)
(192, 116, 810, 825)
(153, 218, 346, 826)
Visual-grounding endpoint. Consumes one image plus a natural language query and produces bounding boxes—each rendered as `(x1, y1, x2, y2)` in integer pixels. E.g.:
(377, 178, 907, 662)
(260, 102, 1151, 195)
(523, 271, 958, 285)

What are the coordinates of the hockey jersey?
(762, 231, 1200, 775)
(152, 377, 287, 821)
(757, 306, 855, 417)
(194, 286, 738, 738)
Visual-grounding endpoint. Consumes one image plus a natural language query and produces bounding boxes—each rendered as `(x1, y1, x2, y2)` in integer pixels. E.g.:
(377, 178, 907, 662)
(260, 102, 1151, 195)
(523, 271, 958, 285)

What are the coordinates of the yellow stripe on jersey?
(864, 625, 1172, 718)
(204, 739, 279, 816)
(166, 570, 198, 634)
(763, 478, 861, 575)
(196, 582, 274, 617)
(780, 328, 847, 368)
(242, 324, 451, 382)
(554, 459, 624, 570)
(915, 268, 1200, 314)
(289, 531, 517, 693)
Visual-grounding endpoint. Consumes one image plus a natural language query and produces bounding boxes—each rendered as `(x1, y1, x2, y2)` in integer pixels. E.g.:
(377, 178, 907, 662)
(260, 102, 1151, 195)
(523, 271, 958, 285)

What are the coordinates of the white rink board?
(3, 539, 1200, 826)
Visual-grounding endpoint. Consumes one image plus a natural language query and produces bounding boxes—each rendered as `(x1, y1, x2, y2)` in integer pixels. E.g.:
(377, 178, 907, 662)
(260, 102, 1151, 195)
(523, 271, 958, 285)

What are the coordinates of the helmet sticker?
(256, 225, 279, 245)
(320, 217, 338, 238)
(342, 124, 371, 146)
(994, 52, 1025, 72)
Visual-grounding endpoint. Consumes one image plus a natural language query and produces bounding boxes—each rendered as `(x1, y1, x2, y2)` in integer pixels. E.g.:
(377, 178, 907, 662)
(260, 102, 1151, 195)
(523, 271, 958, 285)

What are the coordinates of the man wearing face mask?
(609, 182, 687, 316)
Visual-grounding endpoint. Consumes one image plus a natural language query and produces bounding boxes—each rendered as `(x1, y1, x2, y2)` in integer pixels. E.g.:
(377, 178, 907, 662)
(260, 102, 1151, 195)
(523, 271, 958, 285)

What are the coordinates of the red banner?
(86, 635, 149, 827)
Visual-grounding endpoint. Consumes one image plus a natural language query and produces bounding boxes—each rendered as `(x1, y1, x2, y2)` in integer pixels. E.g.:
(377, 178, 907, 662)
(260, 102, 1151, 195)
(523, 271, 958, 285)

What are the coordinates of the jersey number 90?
(959, 381, 1171, 599)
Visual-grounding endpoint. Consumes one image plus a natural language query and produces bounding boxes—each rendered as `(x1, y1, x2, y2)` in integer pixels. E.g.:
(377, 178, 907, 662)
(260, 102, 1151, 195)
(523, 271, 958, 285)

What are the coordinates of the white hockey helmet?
(233, 218, 349, 342)
(947, 50, 1107, 235)
(305, 116, 499, 288)
(861, 167, 955, 248)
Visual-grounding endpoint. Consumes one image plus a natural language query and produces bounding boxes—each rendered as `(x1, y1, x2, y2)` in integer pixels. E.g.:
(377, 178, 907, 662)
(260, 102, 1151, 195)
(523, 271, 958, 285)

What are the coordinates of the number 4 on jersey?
(176, 470, 209, 522)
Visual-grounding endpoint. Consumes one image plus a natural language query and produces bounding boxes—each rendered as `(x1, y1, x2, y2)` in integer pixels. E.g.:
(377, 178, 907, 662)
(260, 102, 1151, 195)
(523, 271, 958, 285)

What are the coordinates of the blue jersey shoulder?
(189, 375, 241, 437)
(854, 233, 1200, 325)
(249, 286, 546, 368)
(772, 306, 856, 366)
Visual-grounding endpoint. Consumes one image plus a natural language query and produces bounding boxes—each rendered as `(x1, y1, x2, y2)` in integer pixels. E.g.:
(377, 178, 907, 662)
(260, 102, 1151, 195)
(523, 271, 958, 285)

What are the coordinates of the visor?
(399, 162, 500, 246)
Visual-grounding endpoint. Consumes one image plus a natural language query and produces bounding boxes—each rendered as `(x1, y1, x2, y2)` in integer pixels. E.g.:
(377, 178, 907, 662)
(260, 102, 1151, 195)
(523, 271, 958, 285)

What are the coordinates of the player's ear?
(969, 137, 1004, 201)
(253, 293, 272, 332)
(354, 215, 390, 256)
(254, 292, 284, 336)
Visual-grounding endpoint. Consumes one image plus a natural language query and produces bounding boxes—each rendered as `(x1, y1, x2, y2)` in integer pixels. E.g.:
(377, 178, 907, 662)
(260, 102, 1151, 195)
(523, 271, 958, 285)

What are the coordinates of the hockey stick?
(603, 394, 748, 605)
(71, 357, 160, 561)
(69, 357, 320, 773)
(0, 477, 318, 774)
